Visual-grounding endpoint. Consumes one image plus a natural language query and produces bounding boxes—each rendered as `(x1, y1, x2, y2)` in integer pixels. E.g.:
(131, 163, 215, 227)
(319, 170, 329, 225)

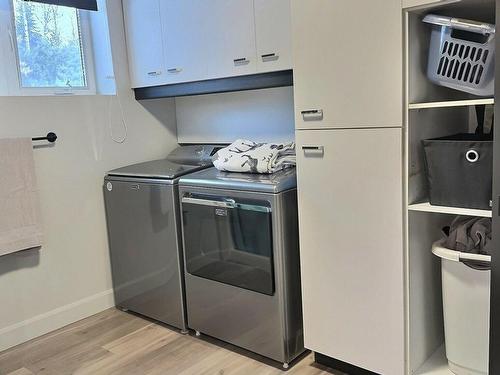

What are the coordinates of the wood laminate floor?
(0, 308, 346, 375)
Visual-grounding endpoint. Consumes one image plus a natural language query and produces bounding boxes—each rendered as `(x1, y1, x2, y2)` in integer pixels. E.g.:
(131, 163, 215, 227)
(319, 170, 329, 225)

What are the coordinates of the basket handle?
(460, 259, 491, 270)
(423, 15, 495, 35)
(450, 18, 495, 35)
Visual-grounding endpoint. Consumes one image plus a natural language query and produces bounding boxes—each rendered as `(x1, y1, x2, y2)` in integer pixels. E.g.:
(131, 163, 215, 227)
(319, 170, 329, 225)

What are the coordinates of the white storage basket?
(432, 240, 491, 375)
(424, 15, 495, 96)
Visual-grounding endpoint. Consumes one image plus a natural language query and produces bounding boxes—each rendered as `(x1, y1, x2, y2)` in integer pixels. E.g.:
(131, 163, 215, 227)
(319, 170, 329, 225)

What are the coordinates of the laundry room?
(0, 1, 499, 375)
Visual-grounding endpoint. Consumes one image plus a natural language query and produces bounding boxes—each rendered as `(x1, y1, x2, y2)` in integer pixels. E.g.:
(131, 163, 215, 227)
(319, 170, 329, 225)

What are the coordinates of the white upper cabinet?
(123, 0, 167, 88)
(205, 0, 257, 79)
(160, 0, 208, 84)
(291, 0, 402, 129)
(123, 0, 292, 88)
(254, 0, 293, 73)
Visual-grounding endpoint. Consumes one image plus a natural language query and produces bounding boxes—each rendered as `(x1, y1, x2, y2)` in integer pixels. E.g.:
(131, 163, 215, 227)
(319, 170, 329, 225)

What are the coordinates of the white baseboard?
(0, 289, 115, 352)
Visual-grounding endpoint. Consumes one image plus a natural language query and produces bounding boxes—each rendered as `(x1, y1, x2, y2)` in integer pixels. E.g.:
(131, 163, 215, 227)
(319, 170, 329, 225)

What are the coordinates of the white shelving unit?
(408, 202, 492, 218)
(409, 98, 494, 110)
(404, 1, 494, 374)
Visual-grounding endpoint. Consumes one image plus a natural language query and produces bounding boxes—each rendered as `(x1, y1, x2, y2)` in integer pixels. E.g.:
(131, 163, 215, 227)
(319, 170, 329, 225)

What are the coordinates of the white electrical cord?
(108, 92, 128, 144)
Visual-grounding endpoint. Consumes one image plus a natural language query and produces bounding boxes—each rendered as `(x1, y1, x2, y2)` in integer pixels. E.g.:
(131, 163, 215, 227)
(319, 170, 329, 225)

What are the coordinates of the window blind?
(22, 0, 98, 11)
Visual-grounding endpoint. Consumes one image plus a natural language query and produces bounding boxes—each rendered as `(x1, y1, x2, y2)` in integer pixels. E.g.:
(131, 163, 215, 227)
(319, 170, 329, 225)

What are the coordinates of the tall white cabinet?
(292, 1, 405, 374)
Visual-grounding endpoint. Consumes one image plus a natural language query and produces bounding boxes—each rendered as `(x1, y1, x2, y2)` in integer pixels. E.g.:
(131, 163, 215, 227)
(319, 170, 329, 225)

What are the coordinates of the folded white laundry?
(212, 139, 296, 174)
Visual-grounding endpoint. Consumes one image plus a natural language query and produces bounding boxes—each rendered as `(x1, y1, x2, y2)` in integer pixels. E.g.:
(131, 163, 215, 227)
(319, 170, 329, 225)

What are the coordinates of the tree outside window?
(12, 0, 88, 89)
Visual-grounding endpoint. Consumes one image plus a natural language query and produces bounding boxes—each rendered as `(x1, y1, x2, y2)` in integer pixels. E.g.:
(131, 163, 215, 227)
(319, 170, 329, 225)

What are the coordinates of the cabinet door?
(254, 0, 292, 73)
(123, 0, 166, 88)
(296, 128, 404, 375)
(205, 0, 257, 79)
(160, 0, 208, 84)
(292, 0, 402, 129)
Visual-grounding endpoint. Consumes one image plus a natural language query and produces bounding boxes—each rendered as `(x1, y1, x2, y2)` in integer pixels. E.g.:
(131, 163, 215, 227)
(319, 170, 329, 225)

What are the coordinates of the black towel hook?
(32, 132, 57, 143)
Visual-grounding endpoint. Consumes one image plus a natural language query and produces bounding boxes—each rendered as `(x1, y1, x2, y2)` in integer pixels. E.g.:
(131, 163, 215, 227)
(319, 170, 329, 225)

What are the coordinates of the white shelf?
(409, 98, 494, 110)
(408, 202, 492, 218)
(402, 0, 461, 10)
(415, 346, 453, 375)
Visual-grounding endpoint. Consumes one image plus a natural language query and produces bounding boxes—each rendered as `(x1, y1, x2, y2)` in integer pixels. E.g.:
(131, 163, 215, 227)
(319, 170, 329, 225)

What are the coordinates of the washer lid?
(179, 167, 297, 194)
(107, 159, 207, 180)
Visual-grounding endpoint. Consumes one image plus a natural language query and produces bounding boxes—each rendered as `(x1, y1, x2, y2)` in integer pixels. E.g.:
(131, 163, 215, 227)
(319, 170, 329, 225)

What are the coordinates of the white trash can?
(432, 240, 491, 375)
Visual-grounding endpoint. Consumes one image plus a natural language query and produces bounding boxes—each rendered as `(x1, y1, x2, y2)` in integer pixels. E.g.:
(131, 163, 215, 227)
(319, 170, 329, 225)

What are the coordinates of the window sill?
(0, 93, 116, 97)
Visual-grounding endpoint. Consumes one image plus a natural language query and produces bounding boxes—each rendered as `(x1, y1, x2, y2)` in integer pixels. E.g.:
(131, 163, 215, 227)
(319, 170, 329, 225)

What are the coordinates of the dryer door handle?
(182, 196, 271, 213)
(182, 197, 234, 208)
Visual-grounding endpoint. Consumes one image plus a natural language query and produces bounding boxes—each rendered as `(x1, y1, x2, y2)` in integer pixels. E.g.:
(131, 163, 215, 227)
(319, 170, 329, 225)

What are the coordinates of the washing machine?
(103, 145, 220, 332)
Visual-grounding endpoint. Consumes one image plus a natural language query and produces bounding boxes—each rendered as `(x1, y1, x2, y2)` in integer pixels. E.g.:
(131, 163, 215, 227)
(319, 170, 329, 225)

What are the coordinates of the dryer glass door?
(182, 194, 274, 295)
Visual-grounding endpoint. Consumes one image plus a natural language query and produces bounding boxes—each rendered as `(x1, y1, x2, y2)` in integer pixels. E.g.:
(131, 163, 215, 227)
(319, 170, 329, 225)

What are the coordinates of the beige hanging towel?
(0, 138, 43, 256)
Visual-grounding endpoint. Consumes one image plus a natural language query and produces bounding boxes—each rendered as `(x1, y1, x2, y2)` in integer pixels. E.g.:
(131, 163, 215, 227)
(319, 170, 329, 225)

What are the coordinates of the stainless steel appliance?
(103, 145, 220, 332)
(178, 168, 304, 368)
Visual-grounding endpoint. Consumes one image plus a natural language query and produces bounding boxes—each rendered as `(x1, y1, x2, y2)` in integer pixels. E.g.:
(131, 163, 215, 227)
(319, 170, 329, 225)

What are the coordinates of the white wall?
(175, 87, 295, 144)
(0, 0, 178, 351)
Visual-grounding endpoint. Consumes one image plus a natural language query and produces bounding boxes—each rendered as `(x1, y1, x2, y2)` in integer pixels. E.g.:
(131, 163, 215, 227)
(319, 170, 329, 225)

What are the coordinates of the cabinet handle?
(301, 109, 324, 121)
(167, 68, 183, 74)
(302, 146, 324, 151)
(302, 145, 325, 156)
(234, 58, 250, 66)
(147, 71, 162, 77)
(261, 53, 279, 62)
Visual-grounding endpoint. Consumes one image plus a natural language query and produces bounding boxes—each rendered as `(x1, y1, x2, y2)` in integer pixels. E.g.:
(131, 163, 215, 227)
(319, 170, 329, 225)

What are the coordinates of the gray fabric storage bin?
(423, 133, 492, 209)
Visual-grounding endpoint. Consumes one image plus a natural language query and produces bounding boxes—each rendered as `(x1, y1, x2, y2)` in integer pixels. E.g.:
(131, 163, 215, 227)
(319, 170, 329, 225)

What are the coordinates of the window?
(10, 0, 95, 94)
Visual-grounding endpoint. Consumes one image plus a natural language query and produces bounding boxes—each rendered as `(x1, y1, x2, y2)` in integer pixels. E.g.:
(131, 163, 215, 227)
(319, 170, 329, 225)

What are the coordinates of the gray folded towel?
(445, 216, 491, 255)
(0, 138, 43, 256)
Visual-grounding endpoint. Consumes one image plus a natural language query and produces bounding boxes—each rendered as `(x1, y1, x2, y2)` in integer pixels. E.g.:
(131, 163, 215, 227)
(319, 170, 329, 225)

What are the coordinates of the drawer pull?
(261, 53, 279, 62)
(301, 109, 324, 121)
(234, 58, 250, 66)
(302, 145, 324, 150)
(147, 71, 162, 77)
(167, 68, 183, 74)
(302, 146, 324, 156)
